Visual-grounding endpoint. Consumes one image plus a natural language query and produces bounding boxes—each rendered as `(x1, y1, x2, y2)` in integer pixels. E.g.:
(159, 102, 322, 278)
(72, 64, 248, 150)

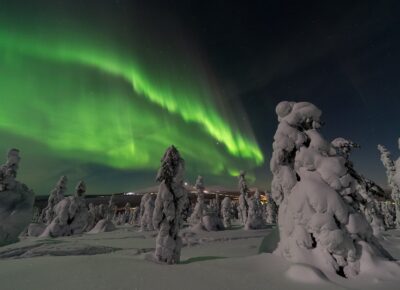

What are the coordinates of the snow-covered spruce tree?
(270, 101, 396, 278)
(41, 181, 88, 237)
(152, 145, 188, 264)
(188, 175, 205, 229)
(245, 189, 265, 230)
(141, 194, 155, 231)
(378, 144, 400, 228)
(265, 194, 278, 224)
(238, 171, 249, 226)
(0, 148, 34, 246)
(221, 196, 233, 229)
(40, 175, 68, 225)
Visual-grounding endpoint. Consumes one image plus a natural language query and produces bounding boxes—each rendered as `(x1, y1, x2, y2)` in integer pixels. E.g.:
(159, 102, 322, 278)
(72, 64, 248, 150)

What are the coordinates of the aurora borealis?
(2, 0, 400, 195)
(0, 1, 263, 194)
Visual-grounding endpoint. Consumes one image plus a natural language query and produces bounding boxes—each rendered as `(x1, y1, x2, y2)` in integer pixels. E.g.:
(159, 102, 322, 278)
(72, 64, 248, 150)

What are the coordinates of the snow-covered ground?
(0, 224, 399, 290)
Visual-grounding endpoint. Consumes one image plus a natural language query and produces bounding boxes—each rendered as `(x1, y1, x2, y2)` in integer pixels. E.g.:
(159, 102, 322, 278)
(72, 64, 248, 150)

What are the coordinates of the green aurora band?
(0, 19, 264, 191)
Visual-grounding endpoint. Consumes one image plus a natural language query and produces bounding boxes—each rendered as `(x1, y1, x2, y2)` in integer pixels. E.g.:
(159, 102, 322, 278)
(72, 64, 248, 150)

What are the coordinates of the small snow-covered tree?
(141, 194, 155, 231)
(64, 181, 88, 234)
(202, 202, 224, 231)
(378, 144, 400, 228)
(40, 175, 68, 225)
(331, 138, 387, 237)
(90, 194, 116, 234)
(221, 196, 233, 228)
(188, 176, 205, 229)
(265, 194, 278, 224)
(107, 194, 117, 221)
(189, 176, 223, 231)
(238, 171, 249, 226)
(152, 145, 187, 264)
(122, 202, 132, 224)
(270, 101, 395, 278)
(41, 181, 88, 237)
(245, 189, 265, 230)
(0, 148, 34, 245)
(96, 204, 107, 222)
(84, 203, 97, 231)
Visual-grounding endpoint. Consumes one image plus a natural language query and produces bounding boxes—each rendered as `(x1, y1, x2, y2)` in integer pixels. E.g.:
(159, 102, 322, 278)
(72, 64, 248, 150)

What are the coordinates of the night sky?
(1, 0, 400, 195)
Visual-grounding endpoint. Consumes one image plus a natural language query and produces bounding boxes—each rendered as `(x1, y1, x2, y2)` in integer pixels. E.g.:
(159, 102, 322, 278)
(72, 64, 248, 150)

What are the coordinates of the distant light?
(125, 192, 135, 195)
(204, 190, 209, 193)
(184, 182, 188, 186)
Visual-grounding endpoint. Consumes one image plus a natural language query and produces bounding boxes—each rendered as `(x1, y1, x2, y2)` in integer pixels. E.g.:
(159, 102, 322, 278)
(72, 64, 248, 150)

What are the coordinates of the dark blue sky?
(171, 0, 400, 187)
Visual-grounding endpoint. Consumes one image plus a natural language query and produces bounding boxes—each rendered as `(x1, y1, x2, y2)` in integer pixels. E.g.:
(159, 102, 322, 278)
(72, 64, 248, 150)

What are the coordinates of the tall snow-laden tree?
(378, 144, 400, 228)
(152, 145, 188, 264)
(0, 148, 34, 246)
(270, 101, 396, 278)
(238, 171, 249, 226)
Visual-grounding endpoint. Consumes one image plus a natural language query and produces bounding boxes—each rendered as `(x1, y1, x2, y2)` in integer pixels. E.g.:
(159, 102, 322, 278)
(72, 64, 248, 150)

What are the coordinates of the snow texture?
(0, 148, 34, 246)
(270, 101, 398, 278)
(152, 145, 188, 264)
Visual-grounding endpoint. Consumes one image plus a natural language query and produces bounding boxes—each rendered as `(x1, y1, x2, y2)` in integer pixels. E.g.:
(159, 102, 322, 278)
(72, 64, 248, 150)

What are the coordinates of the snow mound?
(88, 219, 116, 234)
(286, 263, 329, 283)
(0, 242, 120, 259)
